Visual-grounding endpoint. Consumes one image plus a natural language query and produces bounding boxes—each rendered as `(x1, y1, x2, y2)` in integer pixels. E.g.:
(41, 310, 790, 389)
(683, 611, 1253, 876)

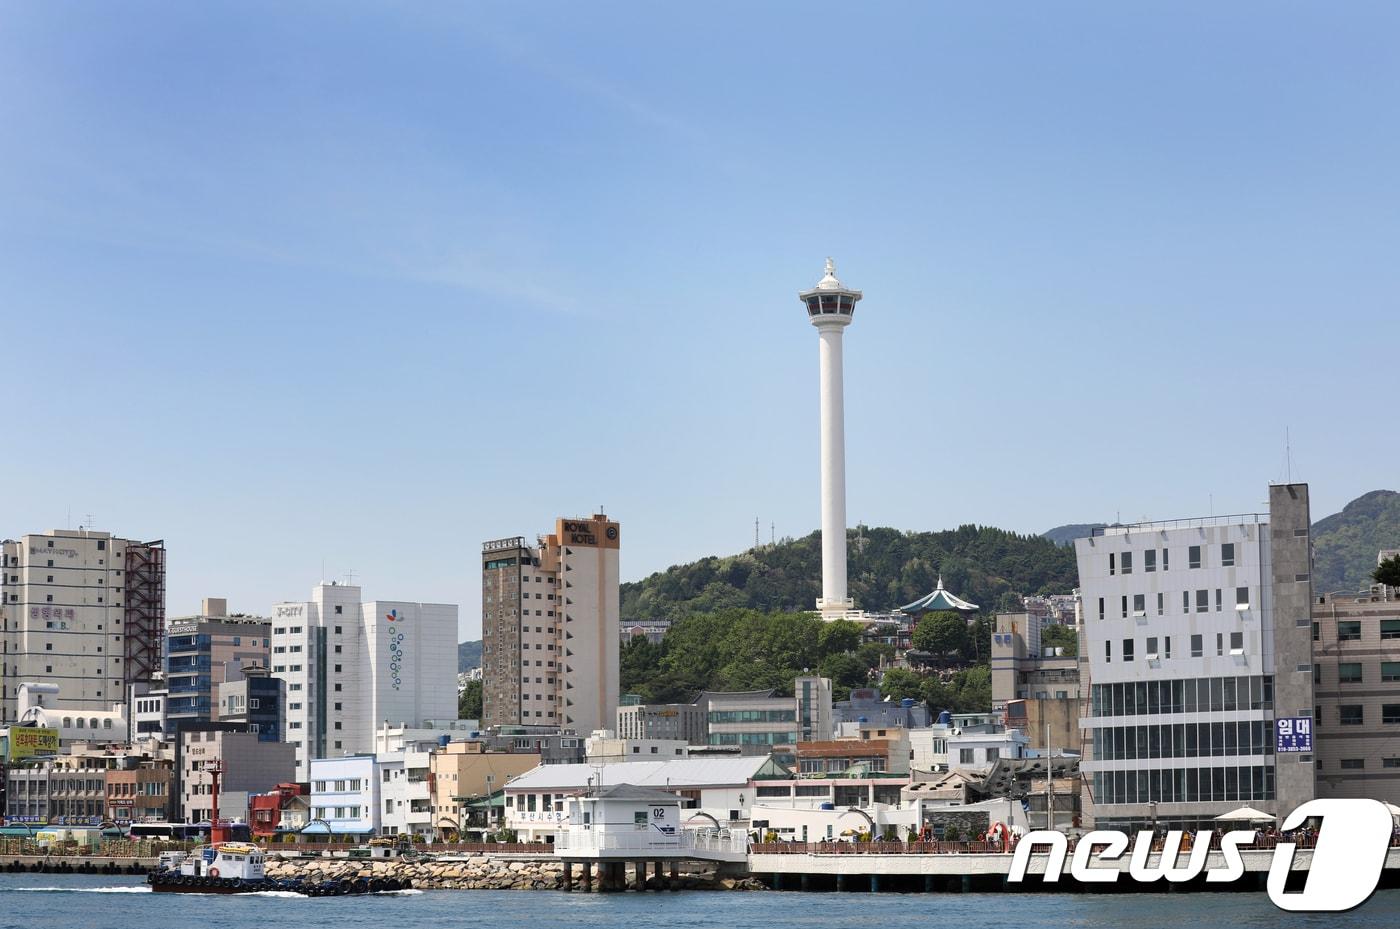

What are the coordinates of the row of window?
(1104, 631, 1247, 663)
(1108, 543, 1237, 577)
(1093, 764, 1275, 806)
(1092, 720, 1276, 761)
(1098, 587, 1251, 620)
(1318, 662, 1400, 685)
(1318, 619, 1400, 642)
(1090, 676, 1274, 717)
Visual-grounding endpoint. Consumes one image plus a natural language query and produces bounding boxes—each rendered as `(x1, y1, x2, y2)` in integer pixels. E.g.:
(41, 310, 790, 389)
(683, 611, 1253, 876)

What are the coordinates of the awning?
(1214, 806, 1275, 822)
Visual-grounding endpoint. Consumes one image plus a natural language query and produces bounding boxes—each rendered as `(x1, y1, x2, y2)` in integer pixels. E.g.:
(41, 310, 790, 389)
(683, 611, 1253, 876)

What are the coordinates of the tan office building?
(481, 515, 620, 735)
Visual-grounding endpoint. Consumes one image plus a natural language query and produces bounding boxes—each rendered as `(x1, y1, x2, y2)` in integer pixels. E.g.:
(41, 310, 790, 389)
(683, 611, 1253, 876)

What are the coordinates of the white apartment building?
(0, 530, 165, 721)
(308, 755, 385, 838)
(1076, 483, 1316, 829)
(481, 515, 620, 736)
(270, 583, 457, 780)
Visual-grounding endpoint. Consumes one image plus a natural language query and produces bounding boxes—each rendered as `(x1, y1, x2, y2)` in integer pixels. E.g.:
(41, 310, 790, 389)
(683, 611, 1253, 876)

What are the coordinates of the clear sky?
(3, 3, 1398, 640)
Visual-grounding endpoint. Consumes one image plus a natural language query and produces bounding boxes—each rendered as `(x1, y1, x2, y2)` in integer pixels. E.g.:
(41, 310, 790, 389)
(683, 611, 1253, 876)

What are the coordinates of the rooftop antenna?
(346, 568, 358, 586)
(755, 517, 760, 550)
(1286, 427, 1294, 483)
(771, 522, 775, 546)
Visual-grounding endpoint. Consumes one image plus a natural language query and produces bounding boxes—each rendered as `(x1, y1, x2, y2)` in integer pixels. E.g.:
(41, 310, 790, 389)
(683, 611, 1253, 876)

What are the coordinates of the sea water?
(2, 872, 1397, 929)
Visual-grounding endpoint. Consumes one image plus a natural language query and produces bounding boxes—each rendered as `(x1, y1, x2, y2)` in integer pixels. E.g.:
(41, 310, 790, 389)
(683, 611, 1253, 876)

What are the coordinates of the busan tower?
(800, 258, 862, 619)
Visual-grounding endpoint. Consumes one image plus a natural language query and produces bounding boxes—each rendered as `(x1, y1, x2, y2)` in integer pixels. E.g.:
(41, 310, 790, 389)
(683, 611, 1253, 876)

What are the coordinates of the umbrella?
(1384, 802, 1400, 818)
(1214, 806, 1275, 822)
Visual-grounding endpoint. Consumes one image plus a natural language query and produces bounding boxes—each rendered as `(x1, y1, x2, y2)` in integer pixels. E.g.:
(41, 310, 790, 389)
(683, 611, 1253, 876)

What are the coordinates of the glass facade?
(1090, 675, 1274, 716)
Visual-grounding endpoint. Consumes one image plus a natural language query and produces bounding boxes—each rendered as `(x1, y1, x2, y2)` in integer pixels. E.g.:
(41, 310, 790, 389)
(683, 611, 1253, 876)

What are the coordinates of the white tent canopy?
(1214, 806, 1275, 822)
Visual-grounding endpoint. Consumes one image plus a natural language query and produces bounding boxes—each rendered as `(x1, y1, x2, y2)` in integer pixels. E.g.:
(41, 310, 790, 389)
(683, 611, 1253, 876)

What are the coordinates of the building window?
(1312, 622, 1320, 642)
(1146, 637, 1159, 658)
(1189, 545, 1202, 569)
(1121, 552, 1133, 575)
(1340, 705, 1364, 726)
(1382, 620, 1400, 640)
(1383, 705, 1400, 724)
(1339, 662, 1363, 683)
(1383, 662, 1400, 683)
(1230, 632, 1244, 654)
(1236, 587, 1250, 609)
(1190, 634, 1203, 658)
(1109, 554, 1115, 576)
(1338, 621, 1362, 642)
(1132, 594, 1145, 616)
(1104, 641, 1111, 663)
(1156, 593, 1164, 616)
(1121, 596, 1128, 619)
(1340, 758, 1365, 770)
(1121, 639, 1134, 662)
(1182, 592, 1190, 615)
(959, 749, 974, 764)
(1098, 598, 1105, 621)
(1221, 543, 1235, 567)
(1144, 550, 1156, 573)
(1196, 590, 1209, 613)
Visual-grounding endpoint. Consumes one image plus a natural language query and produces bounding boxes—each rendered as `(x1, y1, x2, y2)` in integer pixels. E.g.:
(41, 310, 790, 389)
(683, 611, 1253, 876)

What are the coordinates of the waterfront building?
(1311, 578, 1400, 800)
(248, 783, 308, 840)
(215, 665, 285, 742)
(696, 690, 797, 763)
(502, 755, 784, 843)
(6, 740, 172, 826)
(163, 599, 270, 727)
(0, 529, 165, 722)
(270, 582, 458, 779)
(481, 514, 621, 736)
(306, 754, 385, 839)
(948, 727, 1029, 769)
(179, 728, 295, 825)
(616, 700, 707, 744)
(1076, 483, 1316, 829)
(796, 734, 910, 776)
(990, 611, 1081, 752)
(479, 726, 585, 765)
(14, 682, 126, 744)
(799, 259, 862, 620)
(429, 739, 541, 839)
(104, 758, 174, 825)
(584, 731, 689, 763)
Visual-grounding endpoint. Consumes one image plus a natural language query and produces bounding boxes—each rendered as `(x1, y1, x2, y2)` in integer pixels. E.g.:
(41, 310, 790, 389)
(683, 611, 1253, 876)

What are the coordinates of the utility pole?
(1046, 721, 1054, 832)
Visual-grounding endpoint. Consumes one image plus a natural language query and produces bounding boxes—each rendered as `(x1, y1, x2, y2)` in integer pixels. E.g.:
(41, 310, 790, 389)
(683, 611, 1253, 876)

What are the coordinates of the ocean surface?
(2, 872, 1396, 929)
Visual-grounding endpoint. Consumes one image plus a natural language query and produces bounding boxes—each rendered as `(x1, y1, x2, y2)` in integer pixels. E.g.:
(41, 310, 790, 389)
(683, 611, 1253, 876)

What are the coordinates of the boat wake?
(11, 886, 152, 893)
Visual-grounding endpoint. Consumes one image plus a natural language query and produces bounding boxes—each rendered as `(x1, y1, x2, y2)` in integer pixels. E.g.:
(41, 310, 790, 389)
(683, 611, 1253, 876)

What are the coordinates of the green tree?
(458, 679, 482, 719)
(879, 667, 925, 702)
(1374, 555, 1400, 587)
(912, 611, 970, 657)
(818, 619, 863, 656)
(1040, 623, 1078, 657)
(818, 651, 870, 700)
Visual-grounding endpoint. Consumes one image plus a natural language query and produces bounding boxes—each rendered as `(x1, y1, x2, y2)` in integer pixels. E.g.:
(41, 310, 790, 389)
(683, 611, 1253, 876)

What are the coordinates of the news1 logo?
(1008, 798, 1392, 911)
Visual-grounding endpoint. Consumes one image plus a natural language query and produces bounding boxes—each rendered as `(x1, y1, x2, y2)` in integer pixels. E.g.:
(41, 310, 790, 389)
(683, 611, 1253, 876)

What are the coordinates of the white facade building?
(1075, 484, 1316, 829)
(583, 731, 689, 763)
(308, 754, 384, 838)
(270, 583, 458, 779)
(947, 728, 1028, 769)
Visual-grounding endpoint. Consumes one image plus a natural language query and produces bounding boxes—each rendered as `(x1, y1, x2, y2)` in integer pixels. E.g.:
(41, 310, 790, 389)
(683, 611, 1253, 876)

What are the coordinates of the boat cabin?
(175, 843, 265, 881)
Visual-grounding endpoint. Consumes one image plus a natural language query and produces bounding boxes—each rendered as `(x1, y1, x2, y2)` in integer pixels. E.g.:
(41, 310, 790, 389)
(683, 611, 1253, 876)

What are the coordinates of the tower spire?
(799, 259, 863, 620)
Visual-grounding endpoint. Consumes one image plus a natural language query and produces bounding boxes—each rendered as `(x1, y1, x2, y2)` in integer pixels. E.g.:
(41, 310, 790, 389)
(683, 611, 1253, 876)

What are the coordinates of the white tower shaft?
(817, 326, 848, 611)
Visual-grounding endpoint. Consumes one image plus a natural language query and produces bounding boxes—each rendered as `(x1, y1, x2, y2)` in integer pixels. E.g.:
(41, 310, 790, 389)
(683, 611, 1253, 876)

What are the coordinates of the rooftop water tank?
(901, 698, 915, 708)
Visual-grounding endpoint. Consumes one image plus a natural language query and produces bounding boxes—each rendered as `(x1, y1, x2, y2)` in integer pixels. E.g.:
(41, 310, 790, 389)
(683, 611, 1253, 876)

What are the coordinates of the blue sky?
(3, 3, 1398, 639)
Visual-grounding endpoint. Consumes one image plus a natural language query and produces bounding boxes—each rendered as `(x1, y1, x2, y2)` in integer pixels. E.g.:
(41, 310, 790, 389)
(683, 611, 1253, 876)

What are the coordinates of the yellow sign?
(7, 726, 59, 761)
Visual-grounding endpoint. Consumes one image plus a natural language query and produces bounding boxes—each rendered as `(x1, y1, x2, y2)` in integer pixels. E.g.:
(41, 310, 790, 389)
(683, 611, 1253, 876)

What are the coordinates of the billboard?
(1276, 717, 1313, 753)
(7, 726, 59, 761)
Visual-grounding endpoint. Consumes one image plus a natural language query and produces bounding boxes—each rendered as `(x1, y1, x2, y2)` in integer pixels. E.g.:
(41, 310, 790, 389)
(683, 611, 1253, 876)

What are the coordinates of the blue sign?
(1276, 717, 1313, 753)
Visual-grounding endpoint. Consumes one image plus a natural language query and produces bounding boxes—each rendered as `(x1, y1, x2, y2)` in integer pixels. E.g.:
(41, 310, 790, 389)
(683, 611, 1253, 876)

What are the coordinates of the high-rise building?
(1076, 483, 1316, 829)
(481, 515, 620, 735)
(799, 259, 862, 619)
(164, 598, 270, 727)
(270, 582, 458, 780)
(0, 529, 165, 722)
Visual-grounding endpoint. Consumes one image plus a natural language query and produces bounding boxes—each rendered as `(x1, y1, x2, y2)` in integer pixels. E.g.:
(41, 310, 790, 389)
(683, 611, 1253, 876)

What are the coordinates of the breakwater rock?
(265, 855, 765, 891)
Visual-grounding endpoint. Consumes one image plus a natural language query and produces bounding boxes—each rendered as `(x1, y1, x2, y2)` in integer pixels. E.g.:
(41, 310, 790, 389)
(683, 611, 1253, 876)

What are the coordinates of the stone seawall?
(265, 855, 764, 891)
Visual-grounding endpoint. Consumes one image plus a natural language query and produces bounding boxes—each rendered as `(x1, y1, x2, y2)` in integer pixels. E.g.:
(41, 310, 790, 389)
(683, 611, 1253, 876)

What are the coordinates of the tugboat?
(147, 844, 413, 896)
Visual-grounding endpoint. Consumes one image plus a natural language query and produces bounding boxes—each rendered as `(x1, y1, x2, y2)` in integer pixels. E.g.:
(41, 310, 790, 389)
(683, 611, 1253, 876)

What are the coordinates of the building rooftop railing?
(1091, 513, 1267, 537)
